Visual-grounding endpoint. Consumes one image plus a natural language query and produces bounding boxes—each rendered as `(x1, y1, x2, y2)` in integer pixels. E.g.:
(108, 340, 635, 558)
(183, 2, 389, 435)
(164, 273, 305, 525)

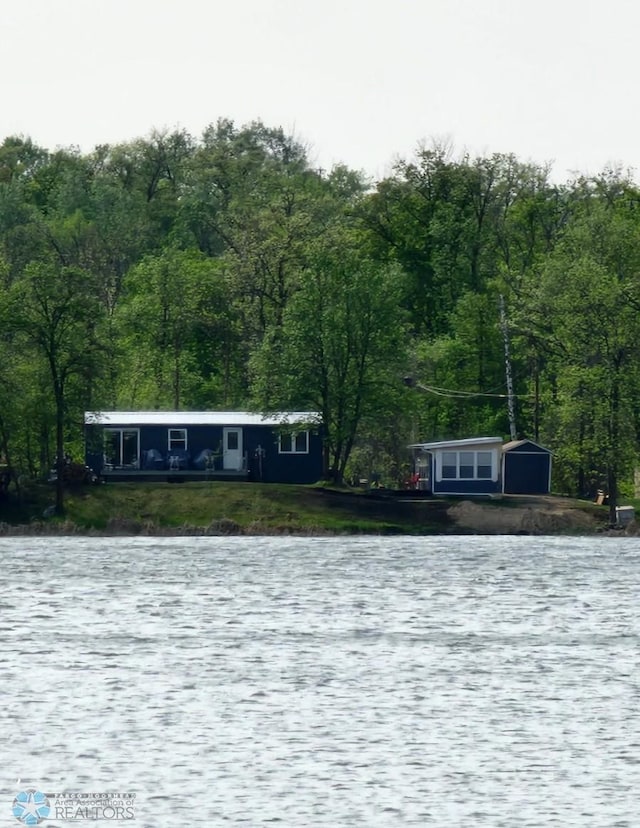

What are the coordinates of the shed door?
(223, 428, 243, 470)
(504, 453, 550, 494)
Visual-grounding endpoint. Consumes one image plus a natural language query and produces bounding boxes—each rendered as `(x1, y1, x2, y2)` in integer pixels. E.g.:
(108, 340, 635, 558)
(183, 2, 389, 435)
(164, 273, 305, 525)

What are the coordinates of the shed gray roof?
(85, 411, 320, 427)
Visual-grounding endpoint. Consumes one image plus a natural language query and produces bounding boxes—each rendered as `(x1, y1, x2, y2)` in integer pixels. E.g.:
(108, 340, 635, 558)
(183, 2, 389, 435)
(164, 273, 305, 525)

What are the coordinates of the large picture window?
(441, 450, 493, 480)
(279, 431, 309, 454)
(104, 429, 140, 468)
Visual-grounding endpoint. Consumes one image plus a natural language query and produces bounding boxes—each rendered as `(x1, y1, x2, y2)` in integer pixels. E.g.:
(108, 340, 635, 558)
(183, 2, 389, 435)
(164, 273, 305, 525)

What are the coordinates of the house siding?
(432, 478, 502, 496)
(85, 420, 323, 485)
(428, 440, 502, 496)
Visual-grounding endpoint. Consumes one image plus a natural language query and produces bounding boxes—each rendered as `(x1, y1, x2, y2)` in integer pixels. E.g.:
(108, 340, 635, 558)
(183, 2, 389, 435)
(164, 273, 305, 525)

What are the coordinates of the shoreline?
(0, 499, 621, 538)
(0, 484, 618, 537)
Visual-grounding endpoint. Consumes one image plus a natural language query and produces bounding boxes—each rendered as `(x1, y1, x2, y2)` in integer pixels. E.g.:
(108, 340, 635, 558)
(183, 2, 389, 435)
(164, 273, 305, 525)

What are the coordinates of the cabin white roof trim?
(502, 439, 551, 453)
(409, 436, 504, 451)
(85, 411, 321, 427)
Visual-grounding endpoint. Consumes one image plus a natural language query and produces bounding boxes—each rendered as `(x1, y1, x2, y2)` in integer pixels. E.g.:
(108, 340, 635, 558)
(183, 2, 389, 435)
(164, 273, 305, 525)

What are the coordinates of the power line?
(404, 377, 534, 400)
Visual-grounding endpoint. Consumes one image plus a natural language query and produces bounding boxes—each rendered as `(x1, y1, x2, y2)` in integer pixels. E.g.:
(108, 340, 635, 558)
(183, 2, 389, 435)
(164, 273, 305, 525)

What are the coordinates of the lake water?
(1, 535, 639, 827)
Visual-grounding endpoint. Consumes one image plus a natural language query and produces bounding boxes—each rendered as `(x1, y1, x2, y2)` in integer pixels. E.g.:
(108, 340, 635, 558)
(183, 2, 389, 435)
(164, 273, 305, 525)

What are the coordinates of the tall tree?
(251, 236, 408, 483)
(524, 190, 640, 520)
(117, 248, 239, 409)
(182, 120, 366, 345)
(0, 261, 103, 513)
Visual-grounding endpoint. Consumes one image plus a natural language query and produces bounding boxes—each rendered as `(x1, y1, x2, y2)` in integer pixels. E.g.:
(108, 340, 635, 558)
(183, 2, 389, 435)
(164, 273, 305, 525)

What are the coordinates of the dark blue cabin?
(84, 411, 323, 484)
(410, 436, 552, 496)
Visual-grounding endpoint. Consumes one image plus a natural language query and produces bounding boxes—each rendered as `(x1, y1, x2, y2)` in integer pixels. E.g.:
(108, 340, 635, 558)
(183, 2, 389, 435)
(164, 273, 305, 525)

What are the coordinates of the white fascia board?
(411, 436, 503, 451)
(85, 411, 321, 427)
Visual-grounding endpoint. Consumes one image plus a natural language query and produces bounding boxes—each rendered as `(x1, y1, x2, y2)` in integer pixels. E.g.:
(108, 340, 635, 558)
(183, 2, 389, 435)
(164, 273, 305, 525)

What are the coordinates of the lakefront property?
(84, 411, 323, 484)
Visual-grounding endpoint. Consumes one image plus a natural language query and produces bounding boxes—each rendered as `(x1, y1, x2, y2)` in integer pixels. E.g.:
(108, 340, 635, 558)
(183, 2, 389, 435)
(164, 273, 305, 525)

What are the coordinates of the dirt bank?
(446, 495, 606, 535)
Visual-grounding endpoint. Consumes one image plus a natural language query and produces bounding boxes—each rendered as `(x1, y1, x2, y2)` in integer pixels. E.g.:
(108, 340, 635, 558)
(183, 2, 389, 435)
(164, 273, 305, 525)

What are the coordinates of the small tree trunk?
(533, 356, 540, 442)
(173, 344, 181, 410)
(329, 467, 343, 486)
(54, 383, 65, 516)
(322, 442, 330, 481)
(0, 413, 20, 498)
(607, 466, 618, 526)
(607, 374, 621, 526)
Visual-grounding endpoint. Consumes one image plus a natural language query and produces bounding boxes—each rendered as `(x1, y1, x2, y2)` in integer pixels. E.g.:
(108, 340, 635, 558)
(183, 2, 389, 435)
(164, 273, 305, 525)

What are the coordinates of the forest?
(0, 120, 638, 517)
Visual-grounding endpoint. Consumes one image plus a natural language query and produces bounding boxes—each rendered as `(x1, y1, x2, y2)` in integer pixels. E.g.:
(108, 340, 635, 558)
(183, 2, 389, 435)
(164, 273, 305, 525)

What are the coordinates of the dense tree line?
(0, 122, 638, 518)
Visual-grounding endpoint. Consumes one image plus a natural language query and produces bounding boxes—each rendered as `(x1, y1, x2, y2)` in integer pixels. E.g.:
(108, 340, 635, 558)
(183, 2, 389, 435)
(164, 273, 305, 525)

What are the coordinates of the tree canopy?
(1, 122, 639, 510)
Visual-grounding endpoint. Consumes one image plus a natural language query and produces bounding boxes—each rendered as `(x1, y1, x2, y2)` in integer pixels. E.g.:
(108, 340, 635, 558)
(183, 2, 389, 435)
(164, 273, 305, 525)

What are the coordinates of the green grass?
(0, 482, 609, 535)
(0, 481, 453, 534)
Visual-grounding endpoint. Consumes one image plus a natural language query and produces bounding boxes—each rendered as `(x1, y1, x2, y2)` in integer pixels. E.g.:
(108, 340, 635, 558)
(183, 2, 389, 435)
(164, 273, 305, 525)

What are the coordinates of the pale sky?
(3, 0, 639, 182)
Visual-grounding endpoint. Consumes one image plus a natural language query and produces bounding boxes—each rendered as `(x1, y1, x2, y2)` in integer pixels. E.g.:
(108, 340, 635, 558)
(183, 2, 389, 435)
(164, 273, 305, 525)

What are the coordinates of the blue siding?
(428, 447, 501, 496)
(85, 423, 324, 484)
(432, 478, 501, 495)
(85, 426, 105, 476)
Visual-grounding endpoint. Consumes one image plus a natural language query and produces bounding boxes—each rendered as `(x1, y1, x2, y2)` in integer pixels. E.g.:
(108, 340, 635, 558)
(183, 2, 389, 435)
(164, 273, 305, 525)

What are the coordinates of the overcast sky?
(3, 0, 638, 182)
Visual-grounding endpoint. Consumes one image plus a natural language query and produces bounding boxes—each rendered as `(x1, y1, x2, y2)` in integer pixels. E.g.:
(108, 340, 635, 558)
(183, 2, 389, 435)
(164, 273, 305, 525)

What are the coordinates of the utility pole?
(499, 294, 517, 441)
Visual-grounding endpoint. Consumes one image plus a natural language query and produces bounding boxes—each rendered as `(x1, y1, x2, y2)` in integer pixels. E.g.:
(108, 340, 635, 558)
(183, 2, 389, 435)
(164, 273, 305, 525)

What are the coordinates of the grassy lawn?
(0, 481, 453, 534)
(0, 482, 610, 535)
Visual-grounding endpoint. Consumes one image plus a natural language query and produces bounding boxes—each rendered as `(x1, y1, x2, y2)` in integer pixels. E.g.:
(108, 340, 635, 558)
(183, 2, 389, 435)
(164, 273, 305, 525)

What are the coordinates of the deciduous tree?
(1, 261, 103, 512)
(251, 235, 408, 483)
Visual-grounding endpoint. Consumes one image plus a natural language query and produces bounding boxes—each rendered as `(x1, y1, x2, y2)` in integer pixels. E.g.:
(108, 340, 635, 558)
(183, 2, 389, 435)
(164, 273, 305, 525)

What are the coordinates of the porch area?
(101, 467, 250, 483)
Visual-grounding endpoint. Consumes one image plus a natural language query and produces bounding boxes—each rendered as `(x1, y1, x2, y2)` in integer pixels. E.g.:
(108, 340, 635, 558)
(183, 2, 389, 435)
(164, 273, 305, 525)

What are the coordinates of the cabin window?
(104, 428, 140, 468)
(476, 451, 493, 479)
(439, 449, 494, 480)
(279, 431, 309, 454)
(459, 451, 475, 478)
(442, 452, 457, 479)
(168, 428, 187, 451)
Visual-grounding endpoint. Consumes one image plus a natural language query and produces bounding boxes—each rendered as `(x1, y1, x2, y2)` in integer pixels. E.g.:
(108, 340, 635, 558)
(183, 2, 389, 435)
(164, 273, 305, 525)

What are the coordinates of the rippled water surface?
(2, 535, 640, 826)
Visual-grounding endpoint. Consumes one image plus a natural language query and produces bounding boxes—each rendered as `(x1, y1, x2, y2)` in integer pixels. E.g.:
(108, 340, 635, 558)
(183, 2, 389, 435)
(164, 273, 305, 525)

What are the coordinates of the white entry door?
(223, 428, 243, 470)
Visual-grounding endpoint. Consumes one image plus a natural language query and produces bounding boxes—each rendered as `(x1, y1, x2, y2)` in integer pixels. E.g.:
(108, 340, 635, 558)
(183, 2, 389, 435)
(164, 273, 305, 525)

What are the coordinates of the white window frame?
(104, 428, 140, 468)
(439, 449, 494, 481)
(278, 430, 309, 455)
(168, 428, 188, 452)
